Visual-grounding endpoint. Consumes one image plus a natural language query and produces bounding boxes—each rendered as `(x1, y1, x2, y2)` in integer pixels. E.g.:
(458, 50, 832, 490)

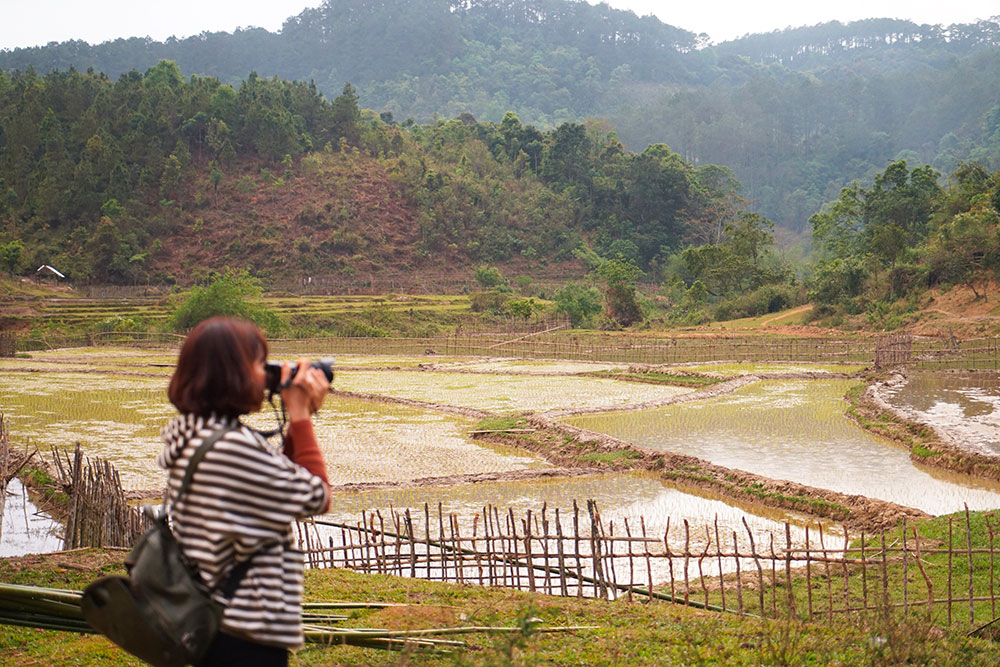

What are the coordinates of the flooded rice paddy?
(0, 358, 550, 488)
(881, 371, 1000, 456)
(565, 379, 1000, 515)
(4, 347, 1000, 563)
(260, 397, 548, 486)
(335, 370, 692, 413)
(450, 359, 625, 374)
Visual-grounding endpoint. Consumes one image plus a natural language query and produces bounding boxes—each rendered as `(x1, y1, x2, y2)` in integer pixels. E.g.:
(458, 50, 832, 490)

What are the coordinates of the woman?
(158, 316, 331, 666)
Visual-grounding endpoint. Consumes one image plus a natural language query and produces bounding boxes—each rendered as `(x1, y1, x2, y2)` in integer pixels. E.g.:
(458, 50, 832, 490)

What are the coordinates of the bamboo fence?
(29, 329, 991, 370)
(50, 444, 148, 549)
(264, 333, 876, 365)
(904, 336, 1000, 371)
(0, 416, 9, 540)
(297, 502, 1000, 631)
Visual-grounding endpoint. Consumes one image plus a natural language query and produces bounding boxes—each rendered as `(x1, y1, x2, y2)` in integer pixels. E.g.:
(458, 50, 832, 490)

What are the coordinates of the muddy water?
(335, 370, 692, 413)
(322, 471, 839, 582)
(564, 380, 1000, 515)
(881, 371, 1000, 456)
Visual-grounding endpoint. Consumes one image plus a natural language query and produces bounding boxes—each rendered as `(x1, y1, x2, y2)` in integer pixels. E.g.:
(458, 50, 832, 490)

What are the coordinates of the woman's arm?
(280, 358, 332, 512)
(283, 419, 330, 512)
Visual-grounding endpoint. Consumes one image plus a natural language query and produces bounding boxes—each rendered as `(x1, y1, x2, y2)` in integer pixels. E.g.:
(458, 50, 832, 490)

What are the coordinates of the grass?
(705, 305, 815, 331)
(738, 481, 849, 516)
(577, 450, 642, 464)
(2, 548, 1000, 665)
(693, 510, 1000, 640)
(21, 466, 71, 512)
(474, 416, 530, 432)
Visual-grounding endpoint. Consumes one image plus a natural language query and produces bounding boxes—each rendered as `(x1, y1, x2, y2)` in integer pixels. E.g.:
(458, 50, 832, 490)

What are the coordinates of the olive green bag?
(81, 425, 251, 667)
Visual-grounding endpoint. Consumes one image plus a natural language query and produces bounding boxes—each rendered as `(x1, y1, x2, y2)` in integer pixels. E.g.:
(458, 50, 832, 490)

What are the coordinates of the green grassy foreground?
(1, 548, 999, 665)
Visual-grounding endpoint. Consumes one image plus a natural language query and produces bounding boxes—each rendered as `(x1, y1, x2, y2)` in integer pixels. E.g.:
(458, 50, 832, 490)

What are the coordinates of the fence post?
(966, 505, 975, 629)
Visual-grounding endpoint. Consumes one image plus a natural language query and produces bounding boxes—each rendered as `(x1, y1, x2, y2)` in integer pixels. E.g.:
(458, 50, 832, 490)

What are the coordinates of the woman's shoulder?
(213, 423, 288, 465)
(160, 413, 268, 469)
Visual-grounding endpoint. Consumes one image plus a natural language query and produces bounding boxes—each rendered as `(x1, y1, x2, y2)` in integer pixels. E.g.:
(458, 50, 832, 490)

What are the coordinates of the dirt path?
(761, 304, 812, 327)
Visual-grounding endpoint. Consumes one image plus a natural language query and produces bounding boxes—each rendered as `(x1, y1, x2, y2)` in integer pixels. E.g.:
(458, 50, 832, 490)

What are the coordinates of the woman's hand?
(280, 358, 331, 421)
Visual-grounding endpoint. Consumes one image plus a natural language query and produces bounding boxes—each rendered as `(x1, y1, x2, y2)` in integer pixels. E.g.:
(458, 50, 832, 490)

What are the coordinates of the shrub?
(508, 298, 538, 319)
(168, 269, 286, 335)
(553, 282, 602, 328)
(473, 264, 507, 289)
(713, 284, 798, 321)
(470, 290, 510, 314)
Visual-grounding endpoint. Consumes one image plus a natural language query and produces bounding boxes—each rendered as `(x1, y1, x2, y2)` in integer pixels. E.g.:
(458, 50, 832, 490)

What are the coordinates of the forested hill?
(1, 0, 1000, 230)
(0, 63, 754, 287)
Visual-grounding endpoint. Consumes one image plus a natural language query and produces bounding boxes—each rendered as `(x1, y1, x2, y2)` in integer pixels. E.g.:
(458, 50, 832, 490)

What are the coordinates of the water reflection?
(564, 380, 1000, 515)
(0, 478, 63, 556)
(882, 371, 1000, 456)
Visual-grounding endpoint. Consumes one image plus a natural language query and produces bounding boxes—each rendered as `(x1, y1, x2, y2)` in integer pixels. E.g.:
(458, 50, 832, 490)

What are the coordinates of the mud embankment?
(851, 374, 1000, 482)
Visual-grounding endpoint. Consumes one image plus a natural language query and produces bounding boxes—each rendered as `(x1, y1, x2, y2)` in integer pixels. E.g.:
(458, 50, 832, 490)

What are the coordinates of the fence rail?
(298, 501, 1000, 631)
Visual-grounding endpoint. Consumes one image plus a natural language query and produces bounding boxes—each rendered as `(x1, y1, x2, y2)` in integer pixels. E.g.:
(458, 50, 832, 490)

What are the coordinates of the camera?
(264, 358, 335, 394)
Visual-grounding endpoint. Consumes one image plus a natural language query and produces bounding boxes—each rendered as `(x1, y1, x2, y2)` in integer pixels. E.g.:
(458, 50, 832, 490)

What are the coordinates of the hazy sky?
(1, 0, 997, 50)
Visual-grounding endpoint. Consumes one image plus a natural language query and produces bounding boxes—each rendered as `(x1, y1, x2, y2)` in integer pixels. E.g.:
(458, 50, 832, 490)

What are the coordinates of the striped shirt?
(158, 413, 329, 649)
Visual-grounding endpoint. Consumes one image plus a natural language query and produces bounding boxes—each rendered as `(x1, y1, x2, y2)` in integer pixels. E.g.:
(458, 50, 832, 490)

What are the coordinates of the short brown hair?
(168, 317, 268, 418)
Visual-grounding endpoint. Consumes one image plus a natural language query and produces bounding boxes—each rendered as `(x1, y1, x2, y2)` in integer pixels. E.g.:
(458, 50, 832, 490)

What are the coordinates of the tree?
(596, 257, 644, 326)
(331, 82, 361, 145)
(0, 240, 24, 275)
(726, 212, 773, 267)
(160, 154, 183, 200)
(553, 282, 602, 328)
(209, 163, 224, 197)
(926, 208, 1000, 300)
(473, 264, 506, 289)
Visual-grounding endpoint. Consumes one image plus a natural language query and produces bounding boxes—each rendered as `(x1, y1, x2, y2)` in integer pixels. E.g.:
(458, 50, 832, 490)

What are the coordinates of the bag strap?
(168, 423, 255, 599)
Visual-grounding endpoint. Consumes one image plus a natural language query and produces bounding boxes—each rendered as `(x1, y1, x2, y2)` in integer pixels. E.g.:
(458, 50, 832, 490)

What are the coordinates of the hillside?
(148, 151, 586, 288)
(2, 0, 1000, 229)
(0, 63, 756, 287)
